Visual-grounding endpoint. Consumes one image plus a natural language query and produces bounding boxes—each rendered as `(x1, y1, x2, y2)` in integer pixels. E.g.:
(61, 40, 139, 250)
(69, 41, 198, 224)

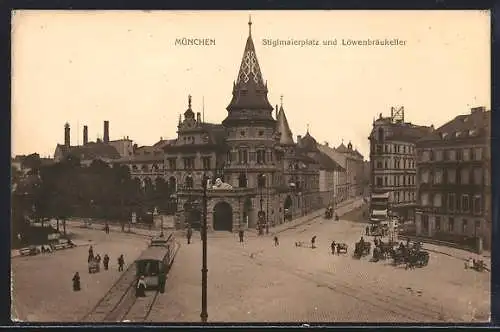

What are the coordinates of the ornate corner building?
(368, 107, 433, 221)
(415, 107, 491, 250)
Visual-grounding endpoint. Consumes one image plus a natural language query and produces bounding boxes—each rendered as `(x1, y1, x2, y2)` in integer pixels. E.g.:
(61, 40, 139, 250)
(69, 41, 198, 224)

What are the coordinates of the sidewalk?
(67, 219, 164, 238)
(249, 196, 365, 235)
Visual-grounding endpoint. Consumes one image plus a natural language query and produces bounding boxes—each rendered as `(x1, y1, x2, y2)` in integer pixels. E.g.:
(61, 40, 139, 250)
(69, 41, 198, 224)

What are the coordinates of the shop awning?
(372, 209, 388, 217)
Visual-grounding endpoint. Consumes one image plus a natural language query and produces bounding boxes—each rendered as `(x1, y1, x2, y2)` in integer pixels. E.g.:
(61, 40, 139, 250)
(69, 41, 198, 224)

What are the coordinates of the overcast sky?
(12, 10, 490, 159)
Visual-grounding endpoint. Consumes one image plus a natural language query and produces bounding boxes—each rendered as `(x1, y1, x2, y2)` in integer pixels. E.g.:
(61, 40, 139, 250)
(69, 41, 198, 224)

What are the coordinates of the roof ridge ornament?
(248, 14, 252, 37)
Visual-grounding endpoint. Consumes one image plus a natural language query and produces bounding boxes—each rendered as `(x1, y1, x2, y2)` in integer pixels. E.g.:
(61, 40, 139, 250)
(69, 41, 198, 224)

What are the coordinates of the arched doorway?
(213, 201, 233, 231)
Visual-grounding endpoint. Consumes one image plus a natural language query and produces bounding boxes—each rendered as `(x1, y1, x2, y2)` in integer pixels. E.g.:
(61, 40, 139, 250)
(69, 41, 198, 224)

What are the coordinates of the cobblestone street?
(11, 209, 490, 323)
(148, 212, 490, 323)
(11, 227, 150, 322)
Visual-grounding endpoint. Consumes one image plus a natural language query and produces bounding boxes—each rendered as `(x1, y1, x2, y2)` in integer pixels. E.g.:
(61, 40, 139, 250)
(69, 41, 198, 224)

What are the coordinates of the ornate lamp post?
(200, 173, 209, 323)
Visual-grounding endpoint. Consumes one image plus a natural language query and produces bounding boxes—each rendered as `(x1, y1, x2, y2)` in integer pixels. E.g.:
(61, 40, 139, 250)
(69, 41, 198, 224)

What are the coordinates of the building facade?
(113, 19, 337, 232)
(368, 107, 433, 221)
(415, 106, 491, 250)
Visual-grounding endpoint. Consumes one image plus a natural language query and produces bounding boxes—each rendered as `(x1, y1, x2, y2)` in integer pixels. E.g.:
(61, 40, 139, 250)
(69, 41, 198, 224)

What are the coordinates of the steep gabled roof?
(276, 104, 294, 146)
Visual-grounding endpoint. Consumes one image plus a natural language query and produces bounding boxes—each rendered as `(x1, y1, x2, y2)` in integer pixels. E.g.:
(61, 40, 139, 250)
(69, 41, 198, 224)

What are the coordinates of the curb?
(249, 198, 365, 236)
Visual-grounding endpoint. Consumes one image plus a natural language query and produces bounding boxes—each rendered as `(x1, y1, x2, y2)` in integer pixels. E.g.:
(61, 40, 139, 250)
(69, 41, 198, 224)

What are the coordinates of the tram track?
(81, 241, 181, 323)
(215, 240, 456, 323)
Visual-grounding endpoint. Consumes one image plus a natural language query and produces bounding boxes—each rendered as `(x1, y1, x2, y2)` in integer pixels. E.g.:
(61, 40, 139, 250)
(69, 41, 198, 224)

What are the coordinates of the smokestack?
(297, 135, 302, 146)
(103, 121, 109, 143)
(83, 125, 88, 145)
(64, 123, 70, 147)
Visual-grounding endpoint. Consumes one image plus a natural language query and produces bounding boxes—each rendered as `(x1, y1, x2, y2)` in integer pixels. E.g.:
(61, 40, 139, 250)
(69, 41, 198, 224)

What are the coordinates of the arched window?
(185, 175, 194, 188)
(238, 173, 247, 188)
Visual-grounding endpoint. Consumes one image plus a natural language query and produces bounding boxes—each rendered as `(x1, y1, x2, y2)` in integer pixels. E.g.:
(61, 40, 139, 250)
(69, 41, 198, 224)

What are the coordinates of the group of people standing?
(73, 245, 126, 292)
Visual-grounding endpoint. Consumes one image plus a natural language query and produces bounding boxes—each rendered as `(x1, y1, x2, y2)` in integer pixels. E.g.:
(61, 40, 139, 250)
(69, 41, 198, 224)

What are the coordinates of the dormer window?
(441, 132, 449, 139)
(455, 131, 462, 138)
(469, 129, 477, 136)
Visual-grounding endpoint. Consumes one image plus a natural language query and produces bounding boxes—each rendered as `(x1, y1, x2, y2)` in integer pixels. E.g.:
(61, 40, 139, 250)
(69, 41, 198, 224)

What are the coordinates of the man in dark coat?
(88, 246, 94, 263)
(238, 229, 244, 243)
(273, 235, 279, 246)
(311, 236, 317, 249)
(331, 241, 336, 255)
(103, 254, 110, 270)
(118, 254, 125, 272)
(72, 272, 81, 291)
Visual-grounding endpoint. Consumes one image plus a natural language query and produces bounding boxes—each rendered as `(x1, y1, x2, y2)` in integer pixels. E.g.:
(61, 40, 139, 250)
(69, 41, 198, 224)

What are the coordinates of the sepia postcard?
(11, 10, 491, 324)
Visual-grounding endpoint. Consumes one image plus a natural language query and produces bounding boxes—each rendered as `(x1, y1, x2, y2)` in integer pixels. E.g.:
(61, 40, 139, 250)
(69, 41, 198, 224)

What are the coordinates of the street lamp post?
(200, 173, 209, 323)
(258, 174, 265, 235)
(266, 183, 269, 234)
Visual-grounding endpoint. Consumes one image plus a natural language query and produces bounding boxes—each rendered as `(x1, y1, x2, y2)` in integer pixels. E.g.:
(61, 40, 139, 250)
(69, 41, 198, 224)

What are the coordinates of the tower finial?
(306, 123, 310, 133)
(248, 14, 252, 37)
(188, 94, 192, 108)
(280, 94, 284, 107)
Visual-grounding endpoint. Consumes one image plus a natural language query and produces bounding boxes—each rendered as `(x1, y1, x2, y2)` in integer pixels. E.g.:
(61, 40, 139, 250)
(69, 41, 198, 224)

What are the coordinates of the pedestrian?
(311, 235, 317, 249)
(72, 272, 81, 292)
(239, 229, 244, 243)
(187, 226, 193, 244)
(136, 276, 147, 297)
(336, 243, 341, 255)
(88, 246, 94, 263)
(104, 223, 110, 234)
(365, 226, 369, 236)
(103, 254, 110, 271)
(273, 235, 279, 246)
(331, 241, 336, 255)
(118, 254, 125, 272)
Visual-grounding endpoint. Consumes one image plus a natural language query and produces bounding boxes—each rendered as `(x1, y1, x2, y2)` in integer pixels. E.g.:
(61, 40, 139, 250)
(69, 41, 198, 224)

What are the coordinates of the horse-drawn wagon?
(353, 241, 371, 258)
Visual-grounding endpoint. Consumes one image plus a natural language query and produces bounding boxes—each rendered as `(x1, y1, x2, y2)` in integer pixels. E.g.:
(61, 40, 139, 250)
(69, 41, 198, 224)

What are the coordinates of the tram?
(134, 232, 176, 293)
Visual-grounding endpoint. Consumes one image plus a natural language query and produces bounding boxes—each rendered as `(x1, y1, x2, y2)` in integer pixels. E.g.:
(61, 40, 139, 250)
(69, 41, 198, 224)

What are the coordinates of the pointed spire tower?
(223, 16, 274, 127)
(276, 95, 294, 146)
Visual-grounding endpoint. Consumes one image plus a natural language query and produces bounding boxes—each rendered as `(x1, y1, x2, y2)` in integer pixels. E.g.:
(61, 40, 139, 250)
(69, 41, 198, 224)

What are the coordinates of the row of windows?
(373, 144, 415, 155)
(420, 147, 483, 162)
(392, 191, 416, 204)
(420, 167, 484, 185)
(419, 192, 483, 214)
(227, 150, 275, 165)
(375, 175, 416, 187)
(375, 158, 415, 169)
(167, 157, 212, 171)
(421, 215, 481, 235)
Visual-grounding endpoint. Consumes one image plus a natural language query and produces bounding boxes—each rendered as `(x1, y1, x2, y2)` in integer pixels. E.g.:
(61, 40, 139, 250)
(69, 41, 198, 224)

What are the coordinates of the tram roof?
(136, 246, 169, 262)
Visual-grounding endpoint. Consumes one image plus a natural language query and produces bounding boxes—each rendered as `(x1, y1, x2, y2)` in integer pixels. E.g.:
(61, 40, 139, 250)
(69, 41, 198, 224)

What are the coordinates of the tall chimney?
(83, 125, 88, 145)
(64, 123, 70, 147)
(103, 121, 109, 143)
(297, 135, 302, 146)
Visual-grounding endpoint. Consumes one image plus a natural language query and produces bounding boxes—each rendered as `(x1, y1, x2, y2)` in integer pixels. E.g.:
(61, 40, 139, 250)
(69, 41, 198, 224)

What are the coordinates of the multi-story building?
(335, 141, 365, 198)
(113, 18, 338, 232)
(316, 143, 348, 204)
(368, 107, 433, 221)
(415, 106, 491, 250)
